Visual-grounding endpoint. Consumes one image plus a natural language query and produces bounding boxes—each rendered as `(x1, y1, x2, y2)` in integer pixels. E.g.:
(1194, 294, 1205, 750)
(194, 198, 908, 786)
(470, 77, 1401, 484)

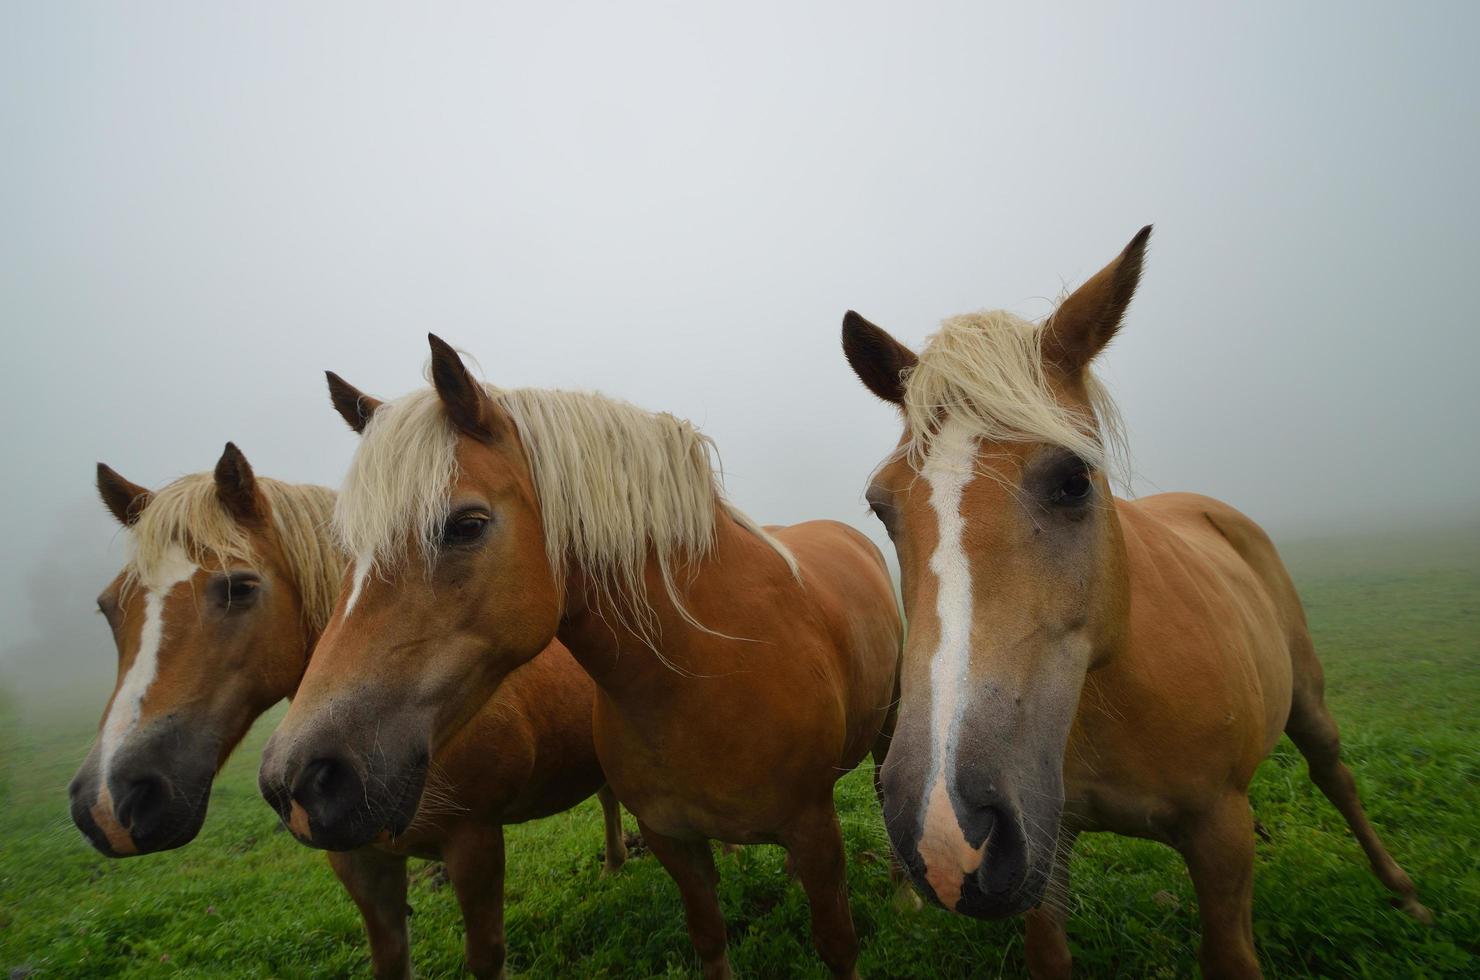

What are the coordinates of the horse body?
(258, 343, 904, 978)
(72, 448, 624, 980)
(561, 514, 902, 979)
(567, 516, 900, 847)
(841, 227, 1426, 977)
(1065, 494, 1297, 840)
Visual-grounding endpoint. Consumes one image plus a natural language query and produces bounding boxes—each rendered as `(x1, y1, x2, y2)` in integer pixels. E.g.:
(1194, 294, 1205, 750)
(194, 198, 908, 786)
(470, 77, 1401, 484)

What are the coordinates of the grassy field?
(2, 527, 1477, 978)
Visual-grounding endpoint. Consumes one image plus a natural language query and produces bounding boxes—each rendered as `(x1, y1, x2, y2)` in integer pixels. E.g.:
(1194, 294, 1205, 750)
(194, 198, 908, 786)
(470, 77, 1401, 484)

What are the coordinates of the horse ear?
(1043, 225, 1151, 376)
(213, 442, 260, 524)
(842, 310, 917, 405)
(325, 371, 383, 434)
(428, 334, 498, 440)
(97, 464, 152, 527)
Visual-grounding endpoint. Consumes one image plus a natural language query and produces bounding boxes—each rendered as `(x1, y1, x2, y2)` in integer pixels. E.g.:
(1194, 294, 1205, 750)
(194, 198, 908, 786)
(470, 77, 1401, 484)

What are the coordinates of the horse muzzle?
(881, 748, 1056, 918)
(68, 760, 212, 856)
(259, 729, 428, 851)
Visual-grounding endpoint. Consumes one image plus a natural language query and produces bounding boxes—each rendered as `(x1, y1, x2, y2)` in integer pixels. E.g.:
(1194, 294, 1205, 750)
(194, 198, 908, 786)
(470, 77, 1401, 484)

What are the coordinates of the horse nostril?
(310, 759, 337, 796)
(115, 775, 169, 836)
(974, 805, 1029, 900)
(295, 757, 341, 801)
(289, 756, 363, 833)
(956, 802, 1001, 851)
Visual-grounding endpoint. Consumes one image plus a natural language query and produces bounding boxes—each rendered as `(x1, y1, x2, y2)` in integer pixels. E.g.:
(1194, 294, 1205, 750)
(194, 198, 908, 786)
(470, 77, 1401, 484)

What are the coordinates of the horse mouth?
(288, 752, 429, 851)
(380, 754, 431, 840)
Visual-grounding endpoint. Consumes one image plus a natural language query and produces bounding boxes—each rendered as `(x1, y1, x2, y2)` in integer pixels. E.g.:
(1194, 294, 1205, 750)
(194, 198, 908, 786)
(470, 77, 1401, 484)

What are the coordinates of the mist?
(3, 2, 1477, 691)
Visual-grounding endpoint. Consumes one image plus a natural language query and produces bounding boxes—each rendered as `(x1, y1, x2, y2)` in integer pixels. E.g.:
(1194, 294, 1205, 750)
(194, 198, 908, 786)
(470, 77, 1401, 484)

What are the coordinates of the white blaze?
(99, 547, 197, 781)
(921, 418, 978, 812)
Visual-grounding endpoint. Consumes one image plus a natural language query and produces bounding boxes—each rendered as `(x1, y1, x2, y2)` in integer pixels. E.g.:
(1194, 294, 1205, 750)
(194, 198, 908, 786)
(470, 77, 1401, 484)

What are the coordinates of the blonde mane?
(127, 474, 344, 631)
(901, 310, 1127, 478)
(334, 383, 798, 643)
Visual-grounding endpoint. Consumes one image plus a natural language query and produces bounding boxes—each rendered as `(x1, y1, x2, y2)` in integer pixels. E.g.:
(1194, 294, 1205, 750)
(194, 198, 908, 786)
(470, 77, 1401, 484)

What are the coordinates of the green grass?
(2, 527, 1477, 977)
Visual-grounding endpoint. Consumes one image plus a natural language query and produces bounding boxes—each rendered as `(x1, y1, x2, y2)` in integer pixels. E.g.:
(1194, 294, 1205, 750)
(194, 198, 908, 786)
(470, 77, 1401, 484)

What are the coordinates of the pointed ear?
(325, 371, 383, 434)
(1043, 225, 1152, 375)
(97, 464, 152, 527)
(842, 310, 917, 405)
(428, 333, 497, 440)
(213, 442, 260, 524)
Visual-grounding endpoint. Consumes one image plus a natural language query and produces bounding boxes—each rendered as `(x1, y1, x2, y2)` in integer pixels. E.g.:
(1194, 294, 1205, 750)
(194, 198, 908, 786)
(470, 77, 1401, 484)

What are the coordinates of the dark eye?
(1051, 467, 1094, 506)
(442, 511, 490, 547)
(227, 577, 260, 602)
(215, 573, 262, 608)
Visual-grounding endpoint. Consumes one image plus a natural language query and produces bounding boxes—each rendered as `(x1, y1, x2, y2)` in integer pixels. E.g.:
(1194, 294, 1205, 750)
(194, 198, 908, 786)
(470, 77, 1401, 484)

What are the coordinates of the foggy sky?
(3, 2, 1478, 661)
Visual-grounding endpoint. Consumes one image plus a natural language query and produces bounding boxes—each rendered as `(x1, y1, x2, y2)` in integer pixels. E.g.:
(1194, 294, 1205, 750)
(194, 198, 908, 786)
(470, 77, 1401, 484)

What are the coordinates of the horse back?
(1128, 492, 1308, 642)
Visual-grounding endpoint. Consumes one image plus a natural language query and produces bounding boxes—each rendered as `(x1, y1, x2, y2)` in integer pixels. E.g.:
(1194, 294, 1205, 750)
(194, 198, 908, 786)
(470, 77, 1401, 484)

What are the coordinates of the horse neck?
(555, 505, 781, 695)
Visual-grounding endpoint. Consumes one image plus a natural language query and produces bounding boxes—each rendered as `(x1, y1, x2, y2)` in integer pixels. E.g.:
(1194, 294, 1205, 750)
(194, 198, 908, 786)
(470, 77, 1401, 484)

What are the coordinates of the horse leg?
(597, 785, 628, 874)
(444, 823, 508, 980)
(1023, 829, 1079, 980)
(326, 848, 411, 980)
(782, 803, 861, 979)
(1284, 633, 1430, 922)
(1176, 794, 1261, 979)
(639, 819, 732, 979)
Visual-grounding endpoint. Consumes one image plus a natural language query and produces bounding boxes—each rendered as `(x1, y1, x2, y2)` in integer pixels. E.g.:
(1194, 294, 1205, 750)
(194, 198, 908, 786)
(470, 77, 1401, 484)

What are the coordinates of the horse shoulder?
(1111, 495, 1294, 780)
(764, 520, 902, 760)
(436, 642, 602, 823)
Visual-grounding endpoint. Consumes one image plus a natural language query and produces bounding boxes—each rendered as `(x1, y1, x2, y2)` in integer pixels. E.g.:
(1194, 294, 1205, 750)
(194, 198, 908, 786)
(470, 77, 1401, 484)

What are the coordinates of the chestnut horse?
(257, 337, 904, 978)
(70, 443, 626, 979)
(840, 226, 1429, 977)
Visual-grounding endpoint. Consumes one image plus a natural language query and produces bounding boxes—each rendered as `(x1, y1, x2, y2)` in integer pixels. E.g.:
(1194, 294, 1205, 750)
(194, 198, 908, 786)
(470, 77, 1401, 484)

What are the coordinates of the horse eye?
(1052, 469, 1094, 505)
(217, 574, 262, 608)
(227, 578, 260, 602)
(443, 512, 490, 546)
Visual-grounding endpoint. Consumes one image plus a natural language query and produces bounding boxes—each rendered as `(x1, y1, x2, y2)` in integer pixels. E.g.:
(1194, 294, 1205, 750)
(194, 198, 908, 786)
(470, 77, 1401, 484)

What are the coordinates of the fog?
(3, 2, 1477, 690)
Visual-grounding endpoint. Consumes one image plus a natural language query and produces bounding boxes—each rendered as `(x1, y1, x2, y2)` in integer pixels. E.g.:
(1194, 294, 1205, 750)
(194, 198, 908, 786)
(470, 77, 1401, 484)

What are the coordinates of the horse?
(69, 443, 627, 980)
(839, 225, 1430, 977)
(256, 336, 904, 978)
